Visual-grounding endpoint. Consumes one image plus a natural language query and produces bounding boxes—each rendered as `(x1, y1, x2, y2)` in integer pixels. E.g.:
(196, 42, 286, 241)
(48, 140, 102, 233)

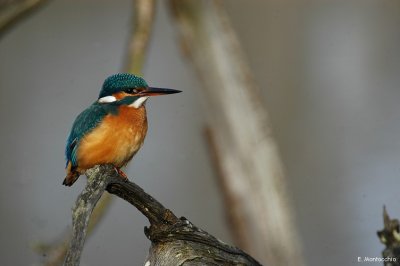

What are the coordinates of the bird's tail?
(63, 161, 80, 186)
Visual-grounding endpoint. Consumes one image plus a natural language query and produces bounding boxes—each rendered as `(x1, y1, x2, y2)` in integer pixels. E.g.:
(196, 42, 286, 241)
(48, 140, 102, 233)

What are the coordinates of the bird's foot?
(113, 166, 129, 182)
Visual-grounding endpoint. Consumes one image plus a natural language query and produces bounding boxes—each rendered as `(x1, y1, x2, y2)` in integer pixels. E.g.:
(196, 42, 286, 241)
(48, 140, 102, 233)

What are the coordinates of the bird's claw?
(113, 166, 129, 182)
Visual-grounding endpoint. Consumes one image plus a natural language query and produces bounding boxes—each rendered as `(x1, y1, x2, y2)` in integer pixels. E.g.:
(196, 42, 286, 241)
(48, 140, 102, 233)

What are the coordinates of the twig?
(0, 0, 49, 38)
(65, 164, 262, 266)
(106, 176, 178, 227)
(168, 1, 304, 265)
(377, 206, 400, 266)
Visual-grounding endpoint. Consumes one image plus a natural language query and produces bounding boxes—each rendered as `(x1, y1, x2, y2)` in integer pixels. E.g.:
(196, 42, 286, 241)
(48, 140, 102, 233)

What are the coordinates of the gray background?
(0, 1, 399, 265)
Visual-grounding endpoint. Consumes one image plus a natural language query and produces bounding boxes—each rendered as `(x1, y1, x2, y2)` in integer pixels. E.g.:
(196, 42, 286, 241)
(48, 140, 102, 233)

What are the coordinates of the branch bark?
(63, 167, 114, 265)
(168, 1, 304, 265)
(64, 164, 262, 266)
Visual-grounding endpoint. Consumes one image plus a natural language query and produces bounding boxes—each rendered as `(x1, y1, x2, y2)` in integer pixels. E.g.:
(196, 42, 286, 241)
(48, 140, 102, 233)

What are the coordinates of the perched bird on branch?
(63, 73, 181, 186)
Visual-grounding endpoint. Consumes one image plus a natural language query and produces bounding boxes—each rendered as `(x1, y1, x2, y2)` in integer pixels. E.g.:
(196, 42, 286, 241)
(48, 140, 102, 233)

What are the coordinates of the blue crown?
(99, 73, 148, 98)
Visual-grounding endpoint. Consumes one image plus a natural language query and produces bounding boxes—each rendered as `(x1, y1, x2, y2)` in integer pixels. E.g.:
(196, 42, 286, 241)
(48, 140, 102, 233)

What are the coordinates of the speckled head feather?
(99, 73, 148, 99)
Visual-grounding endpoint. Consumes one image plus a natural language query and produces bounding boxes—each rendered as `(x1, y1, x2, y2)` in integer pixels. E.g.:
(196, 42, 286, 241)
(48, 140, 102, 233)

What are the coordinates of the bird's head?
(98, 73, 181, 108)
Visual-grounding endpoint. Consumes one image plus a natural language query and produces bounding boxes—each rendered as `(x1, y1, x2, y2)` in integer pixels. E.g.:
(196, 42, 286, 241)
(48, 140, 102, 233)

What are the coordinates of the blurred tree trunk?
(169, 1, 304, 265)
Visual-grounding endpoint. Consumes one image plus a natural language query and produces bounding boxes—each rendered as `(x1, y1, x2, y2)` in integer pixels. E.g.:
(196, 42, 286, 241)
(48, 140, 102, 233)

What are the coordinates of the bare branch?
(63, 167, 114, 266)
(64, 164, 261, 266)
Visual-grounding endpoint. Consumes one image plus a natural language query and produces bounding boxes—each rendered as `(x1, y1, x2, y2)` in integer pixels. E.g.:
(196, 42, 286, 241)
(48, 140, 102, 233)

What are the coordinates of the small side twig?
(377, 206, 400, 266)
(106, 176, 178, 227)
(64, 164, 262, 266)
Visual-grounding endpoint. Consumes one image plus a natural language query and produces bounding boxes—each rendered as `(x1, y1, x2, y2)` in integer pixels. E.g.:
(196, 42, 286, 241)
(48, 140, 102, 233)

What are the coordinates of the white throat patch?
(98, 95, 117, 103)
(129, 96, 149, 108)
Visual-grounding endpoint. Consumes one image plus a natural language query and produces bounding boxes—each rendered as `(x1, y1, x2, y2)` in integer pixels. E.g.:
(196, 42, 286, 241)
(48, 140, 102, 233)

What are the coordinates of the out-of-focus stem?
(0, 0, 49, 38)
(125, 0, 156, 75)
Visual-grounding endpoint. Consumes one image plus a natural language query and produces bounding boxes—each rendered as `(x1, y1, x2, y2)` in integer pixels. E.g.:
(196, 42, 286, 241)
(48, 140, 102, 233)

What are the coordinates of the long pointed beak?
(143, 87, 182, 96)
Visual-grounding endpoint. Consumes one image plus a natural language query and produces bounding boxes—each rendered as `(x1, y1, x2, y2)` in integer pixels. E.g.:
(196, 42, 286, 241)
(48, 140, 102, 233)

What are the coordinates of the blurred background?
(0, 0, 400, 265)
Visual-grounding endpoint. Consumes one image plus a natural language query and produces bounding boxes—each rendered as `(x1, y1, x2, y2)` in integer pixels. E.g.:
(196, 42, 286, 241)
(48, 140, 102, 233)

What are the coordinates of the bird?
(63, 73, 181, 186)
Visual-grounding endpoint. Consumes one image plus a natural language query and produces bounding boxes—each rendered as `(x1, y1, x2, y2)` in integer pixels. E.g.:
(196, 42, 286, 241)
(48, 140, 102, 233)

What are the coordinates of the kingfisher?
(63, 73, 181, 186)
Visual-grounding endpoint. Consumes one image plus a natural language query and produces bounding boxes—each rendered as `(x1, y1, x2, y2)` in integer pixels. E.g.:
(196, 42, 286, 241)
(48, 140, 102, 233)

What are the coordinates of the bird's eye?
(126, 88, 137, 94)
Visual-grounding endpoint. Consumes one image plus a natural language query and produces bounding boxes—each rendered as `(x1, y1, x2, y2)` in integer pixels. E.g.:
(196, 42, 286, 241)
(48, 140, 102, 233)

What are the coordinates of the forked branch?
(63, 164, 262, 266)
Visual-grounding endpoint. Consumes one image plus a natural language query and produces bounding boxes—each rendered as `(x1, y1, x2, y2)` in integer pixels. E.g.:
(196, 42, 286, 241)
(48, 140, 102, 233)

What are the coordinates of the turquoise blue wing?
(65, 103, 109, 167)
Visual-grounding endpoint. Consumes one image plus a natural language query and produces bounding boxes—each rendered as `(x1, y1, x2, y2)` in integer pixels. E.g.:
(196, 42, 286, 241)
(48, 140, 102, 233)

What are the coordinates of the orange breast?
(76, 106, 148, 171)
